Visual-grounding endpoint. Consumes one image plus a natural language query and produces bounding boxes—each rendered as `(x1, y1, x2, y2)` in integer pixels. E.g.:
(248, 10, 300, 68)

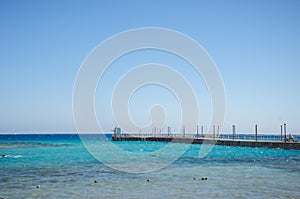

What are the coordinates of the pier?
(111, 124, 300, 150)
(112, 134, 300, 150)
(112, 124, 300, 150)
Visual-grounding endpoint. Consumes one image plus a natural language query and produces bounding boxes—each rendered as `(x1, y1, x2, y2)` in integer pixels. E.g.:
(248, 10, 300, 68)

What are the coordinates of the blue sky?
(0, 0, 300, 134)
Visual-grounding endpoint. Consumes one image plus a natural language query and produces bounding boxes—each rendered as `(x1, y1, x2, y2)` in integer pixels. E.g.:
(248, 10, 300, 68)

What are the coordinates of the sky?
(0, 0, 300, 134)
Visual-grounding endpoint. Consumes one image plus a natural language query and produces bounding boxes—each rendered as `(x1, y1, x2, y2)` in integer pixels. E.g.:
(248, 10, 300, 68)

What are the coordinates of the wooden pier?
(112, 134, 300, 150)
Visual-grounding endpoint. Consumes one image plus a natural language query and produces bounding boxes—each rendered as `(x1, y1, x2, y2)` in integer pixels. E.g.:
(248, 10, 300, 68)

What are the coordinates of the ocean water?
(1, 134, 300, 199)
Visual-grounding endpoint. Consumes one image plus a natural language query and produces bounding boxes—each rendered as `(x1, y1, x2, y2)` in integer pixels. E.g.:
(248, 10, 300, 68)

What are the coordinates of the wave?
(0, 142, 73, 149)
(0, 154, 23, 158)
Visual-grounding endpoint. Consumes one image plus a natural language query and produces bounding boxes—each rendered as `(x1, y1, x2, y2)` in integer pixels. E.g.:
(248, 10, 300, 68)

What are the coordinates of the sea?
(1, 134, 300, 199)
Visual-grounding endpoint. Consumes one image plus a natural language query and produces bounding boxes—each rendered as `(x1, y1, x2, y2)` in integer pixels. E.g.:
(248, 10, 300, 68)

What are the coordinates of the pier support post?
(201, 125, 204, 137)
(197, 125, 199, 137)
(213, 125, 215, 138)
(232, 125, 236, 140)
(280, 125, 283, 142)
(284, 123, 287, 143)
(255, 124, 258, 142)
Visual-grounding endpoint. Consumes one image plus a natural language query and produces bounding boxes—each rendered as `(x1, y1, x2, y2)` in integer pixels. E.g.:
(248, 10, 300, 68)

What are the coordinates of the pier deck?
(112, 135, 300, 150)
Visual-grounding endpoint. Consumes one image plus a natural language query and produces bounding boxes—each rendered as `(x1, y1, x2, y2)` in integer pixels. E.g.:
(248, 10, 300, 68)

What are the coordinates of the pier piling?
(281, 125, 283, 142)
(232, 125, 236, 140)
(284, 123, 287, 143)
(255, 124, 258, 142)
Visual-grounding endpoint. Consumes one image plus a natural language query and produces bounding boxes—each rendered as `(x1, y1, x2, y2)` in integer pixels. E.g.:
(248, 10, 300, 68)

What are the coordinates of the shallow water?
(0, 134, 300, 198)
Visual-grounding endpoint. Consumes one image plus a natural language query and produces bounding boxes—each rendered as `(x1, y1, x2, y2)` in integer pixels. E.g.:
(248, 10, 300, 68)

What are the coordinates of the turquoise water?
(1, 134, 300, 198)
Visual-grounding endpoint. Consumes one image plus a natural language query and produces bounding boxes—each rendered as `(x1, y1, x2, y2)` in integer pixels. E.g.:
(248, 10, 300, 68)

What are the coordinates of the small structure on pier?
(113, 127, 121, 137)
